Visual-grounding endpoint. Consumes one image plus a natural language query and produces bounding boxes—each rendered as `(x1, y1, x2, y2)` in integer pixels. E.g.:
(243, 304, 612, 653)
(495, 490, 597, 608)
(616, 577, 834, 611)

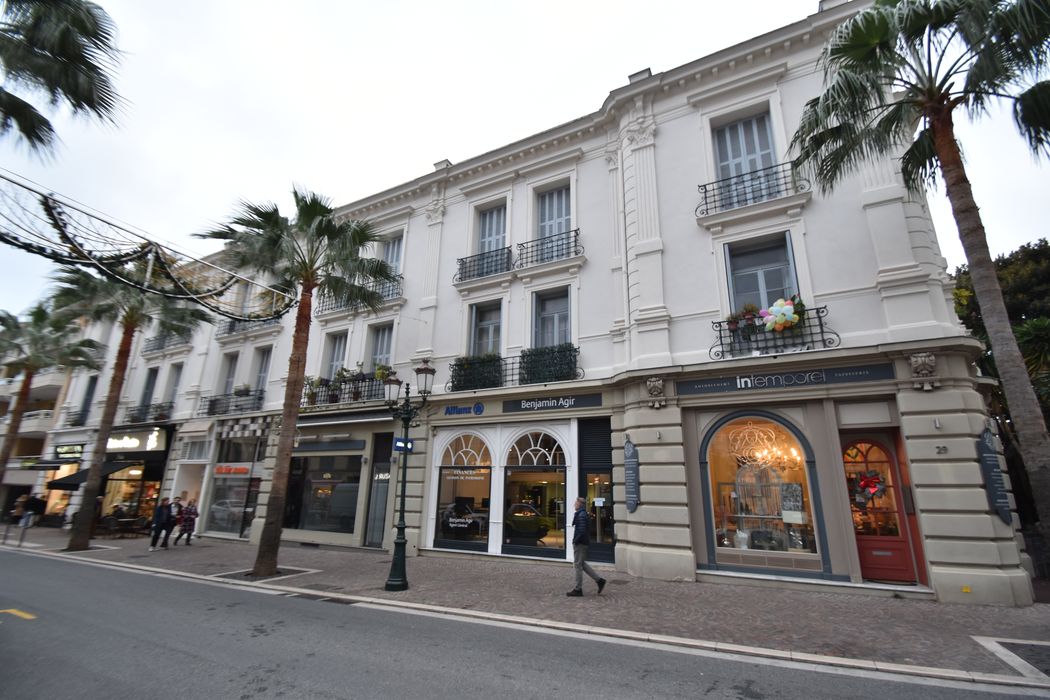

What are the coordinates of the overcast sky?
(0, 0, 1046, 316)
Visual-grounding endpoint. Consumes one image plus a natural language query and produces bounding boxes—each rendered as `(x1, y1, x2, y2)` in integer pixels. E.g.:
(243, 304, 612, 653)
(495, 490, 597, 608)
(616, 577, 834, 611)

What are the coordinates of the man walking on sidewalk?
(567, 496, 605, 597)
(149, 497, 174, 551)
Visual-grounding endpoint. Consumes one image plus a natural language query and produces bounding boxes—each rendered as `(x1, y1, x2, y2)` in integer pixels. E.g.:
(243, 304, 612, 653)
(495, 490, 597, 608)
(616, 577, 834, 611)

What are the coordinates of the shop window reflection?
(284, 456, 362, 533)
(708, 418, 817, 553)
(435, 434, 492, 549)
(503, 432, 567, 552)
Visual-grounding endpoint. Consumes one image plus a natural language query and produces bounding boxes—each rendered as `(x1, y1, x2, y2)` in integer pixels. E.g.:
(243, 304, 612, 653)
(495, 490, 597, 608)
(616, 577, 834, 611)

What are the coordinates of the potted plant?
(519, 343, 578, 384)
(233, 383, 252, 397)
(303, 375, 320, 405)
(373, 364, 392, 381)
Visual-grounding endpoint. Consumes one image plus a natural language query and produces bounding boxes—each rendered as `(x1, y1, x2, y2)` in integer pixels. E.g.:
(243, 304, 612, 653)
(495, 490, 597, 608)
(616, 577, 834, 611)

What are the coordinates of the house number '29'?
(935, 445, 948, 455)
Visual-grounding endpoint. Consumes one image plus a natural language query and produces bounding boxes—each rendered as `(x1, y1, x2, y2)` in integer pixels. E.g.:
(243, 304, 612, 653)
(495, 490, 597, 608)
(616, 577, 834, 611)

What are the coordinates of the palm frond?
(1013, 81, 1050, 157)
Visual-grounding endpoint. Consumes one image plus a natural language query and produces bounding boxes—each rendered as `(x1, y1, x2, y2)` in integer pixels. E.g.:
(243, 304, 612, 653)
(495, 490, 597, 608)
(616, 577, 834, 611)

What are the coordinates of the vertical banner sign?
(976, 428, 1012, 525)
(624, 438, 640, 513)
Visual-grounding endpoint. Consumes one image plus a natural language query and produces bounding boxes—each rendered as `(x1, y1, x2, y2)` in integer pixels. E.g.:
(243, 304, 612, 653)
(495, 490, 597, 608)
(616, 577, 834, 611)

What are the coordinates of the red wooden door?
(843, 440, 918, 583)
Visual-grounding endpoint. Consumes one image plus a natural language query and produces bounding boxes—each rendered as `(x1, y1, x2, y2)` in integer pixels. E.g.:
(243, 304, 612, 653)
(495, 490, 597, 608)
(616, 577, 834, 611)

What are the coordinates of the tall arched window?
(503, 432, 567, 555)
(707, 417, 816, 553)
(434, 434, 492, 551)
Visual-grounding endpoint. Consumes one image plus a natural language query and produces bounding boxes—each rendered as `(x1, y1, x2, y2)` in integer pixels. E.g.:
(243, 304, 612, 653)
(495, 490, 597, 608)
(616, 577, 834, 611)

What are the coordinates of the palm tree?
(0, 299, 99, 508)
(0, 0, 122, 152)
(791, 0, 1050, 541)
(199, 186, 396, 577)
(52, 266, 210, 551)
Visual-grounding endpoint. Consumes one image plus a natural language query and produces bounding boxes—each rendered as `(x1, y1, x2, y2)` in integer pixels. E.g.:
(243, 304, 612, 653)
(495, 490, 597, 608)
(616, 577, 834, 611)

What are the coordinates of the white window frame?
(369, 323, 394, 370)
(253, 346, 272, 391)
(164, 363, 183, 405)
(533, 286, 571, 348)
(221, 353, 239, 395)
(140, 367, 159, 406)
(323, 332, 348, 380)
(382, 232, 404, 273)
(470, 300, 502, 356)
(710, 222, 812, 320)
(699, 95, 788, 187)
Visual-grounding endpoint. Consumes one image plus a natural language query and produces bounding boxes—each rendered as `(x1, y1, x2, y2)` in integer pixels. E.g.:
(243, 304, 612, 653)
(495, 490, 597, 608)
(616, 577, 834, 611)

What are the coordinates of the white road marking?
(973, 636, 1050, 681)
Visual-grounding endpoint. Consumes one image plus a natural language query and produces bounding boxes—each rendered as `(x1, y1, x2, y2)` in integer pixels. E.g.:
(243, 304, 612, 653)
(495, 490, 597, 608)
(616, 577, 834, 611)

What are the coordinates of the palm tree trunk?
(932, 111, 1050, 542)
(0, 368, 36, 512)
(252, 287, 314, 576)
(67, 319, 136, 551)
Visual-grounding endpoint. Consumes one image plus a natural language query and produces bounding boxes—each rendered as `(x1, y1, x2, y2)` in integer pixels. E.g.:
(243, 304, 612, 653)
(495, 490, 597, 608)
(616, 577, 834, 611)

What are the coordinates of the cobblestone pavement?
(5, 526, 1050, 687)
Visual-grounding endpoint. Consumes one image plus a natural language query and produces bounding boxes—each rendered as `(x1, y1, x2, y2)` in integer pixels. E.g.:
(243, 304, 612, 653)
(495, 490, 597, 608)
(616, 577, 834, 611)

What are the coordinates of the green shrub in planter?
(450, 353, 503, 391)
(519, 343, 578, 384)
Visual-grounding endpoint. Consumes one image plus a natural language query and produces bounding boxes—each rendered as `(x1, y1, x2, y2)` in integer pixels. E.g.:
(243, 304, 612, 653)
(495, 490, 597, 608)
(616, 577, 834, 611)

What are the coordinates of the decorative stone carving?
(424, 184, 445, 225)
(623, 118, 656, 150)
(910, 352, 939, 391)
(646, 376, 666, 408)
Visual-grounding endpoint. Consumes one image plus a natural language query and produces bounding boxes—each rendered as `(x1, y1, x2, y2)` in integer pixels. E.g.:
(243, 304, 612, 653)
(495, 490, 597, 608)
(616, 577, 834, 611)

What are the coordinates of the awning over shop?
(23, 459, 81, 470)
(46, 462, 125, 491)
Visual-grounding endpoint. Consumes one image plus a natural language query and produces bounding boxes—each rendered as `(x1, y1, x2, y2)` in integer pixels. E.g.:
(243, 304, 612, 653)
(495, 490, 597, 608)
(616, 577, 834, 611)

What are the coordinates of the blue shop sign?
(502, 393, 602, 413)
(444, 402, 485, 417)
(676, 363, 895, 396)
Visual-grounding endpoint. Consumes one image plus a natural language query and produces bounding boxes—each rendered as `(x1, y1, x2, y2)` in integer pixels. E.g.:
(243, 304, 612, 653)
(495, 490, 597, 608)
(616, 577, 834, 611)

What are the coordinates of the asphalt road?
(0, 550, 1042, 699)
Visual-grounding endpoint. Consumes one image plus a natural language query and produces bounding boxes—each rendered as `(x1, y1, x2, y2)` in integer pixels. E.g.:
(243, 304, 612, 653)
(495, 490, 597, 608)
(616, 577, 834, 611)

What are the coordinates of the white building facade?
(35, 0, 1034, 605)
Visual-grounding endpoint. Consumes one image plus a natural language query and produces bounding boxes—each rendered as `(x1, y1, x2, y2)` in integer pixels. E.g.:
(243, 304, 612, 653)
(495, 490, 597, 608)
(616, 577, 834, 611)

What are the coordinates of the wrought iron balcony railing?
(124, 402, 174, 424)
(67, 409, 88, 427)
(216, 318, 281, 338)
(313, 276, 404, 315)
(301, 376, 385, 407)
(447, 344, 582, 392)
(695, 162, 810, 217)
(516, 229, 583, 268)
(196, 389, 265, 417)
(142, 334, 191, 354)
(709, 305, 840, 360)
(454, 247, 513, 282)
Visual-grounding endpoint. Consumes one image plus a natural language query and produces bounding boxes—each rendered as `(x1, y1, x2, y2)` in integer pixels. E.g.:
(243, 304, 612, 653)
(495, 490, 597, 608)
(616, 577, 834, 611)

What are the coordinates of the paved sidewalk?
(5, 526, 1050, 691)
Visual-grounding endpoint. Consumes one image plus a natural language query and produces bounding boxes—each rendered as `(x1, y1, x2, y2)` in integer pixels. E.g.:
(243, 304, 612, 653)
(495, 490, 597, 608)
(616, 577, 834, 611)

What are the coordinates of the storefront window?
(435, 435, 492, 549)
(708, 417, 816, 553)
(102, 464, 159, 519)
(284, 456, 362, 533)
(503, 432, 566, 553)
(204, 437, 263, 535)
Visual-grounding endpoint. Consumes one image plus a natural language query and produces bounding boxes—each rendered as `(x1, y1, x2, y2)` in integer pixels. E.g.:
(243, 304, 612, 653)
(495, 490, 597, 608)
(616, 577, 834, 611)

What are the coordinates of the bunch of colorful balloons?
(760, 298, 800, 331)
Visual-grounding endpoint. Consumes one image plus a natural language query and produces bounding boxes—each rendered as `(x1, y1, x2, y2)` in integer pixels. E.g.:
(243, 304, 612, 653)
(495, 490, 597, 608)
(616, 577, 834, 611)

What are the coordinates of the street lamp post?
(383, 358, 435, 592)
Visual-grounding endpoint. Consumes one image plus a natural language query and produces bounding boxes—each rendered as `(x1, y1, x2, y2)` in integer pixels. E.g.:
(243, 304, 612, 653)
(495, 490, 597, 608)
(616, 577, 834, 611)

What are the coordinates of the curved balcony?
(709, 306, 840, 360)
(696, 162, 810, 217)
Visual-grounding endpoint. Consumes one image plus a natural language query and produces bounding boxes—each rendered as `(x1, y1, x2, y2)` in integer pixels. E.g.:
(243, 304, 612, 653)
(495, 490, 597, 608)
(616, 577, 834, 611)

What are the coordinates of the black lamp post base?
(384, 531, 409, 591)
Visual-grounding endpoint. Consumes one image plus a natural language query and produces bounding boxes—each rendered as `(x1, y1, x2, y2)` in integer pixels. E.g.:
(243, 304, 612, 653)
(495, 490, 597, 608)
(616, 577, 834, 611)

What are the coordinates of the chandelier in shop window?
(727, 420, 803, 472)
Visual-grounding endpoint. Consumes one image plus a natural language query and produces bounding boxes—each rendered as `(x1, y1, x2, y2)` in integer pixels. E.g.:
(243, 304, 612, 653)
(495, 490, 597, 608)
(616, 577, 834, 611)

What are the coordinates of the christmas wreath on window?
(853, 470, 886, 509)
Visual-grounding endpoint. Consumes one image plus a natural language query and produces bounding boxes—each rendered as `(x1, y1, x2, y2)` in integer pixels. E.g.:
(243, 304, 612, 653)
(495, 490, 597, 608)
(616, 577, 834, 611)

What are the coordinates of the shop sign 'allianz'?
(676, 363, 895, 396)
(444, 402, 485, 417)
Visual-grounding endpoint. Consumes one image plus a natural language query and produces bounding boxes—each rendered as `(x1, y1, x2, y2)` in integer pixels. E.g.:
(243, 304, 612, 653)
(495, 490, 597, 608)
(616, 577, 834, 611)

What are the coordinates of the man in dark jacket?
(149, 497, 174, 551)
(567, 497, 606, 597)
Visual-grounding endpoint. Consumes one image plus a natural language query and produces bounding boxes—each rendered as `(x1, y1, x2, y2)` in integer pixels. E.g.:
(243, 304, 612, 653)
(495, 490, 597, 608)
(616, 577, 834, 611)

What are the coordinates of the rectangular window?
(471, 302, 501, 356)
(323, 333, 347, 380)
(74, 375, 98, 424)
(370, 324, 393, 369)
(726, 233, 797, 311)
(478, 205, 506, 253)
(181, 439, 211, 461)
(254, 346, 272, 391)
(714, 113, 778, 208)
(534, 288, 570, 348)
(165, 363, 183, 405)
(537, 186, 571, 238)
(221, 353, 239, 395)
(382, 234, 403, 271)
(140, 367, 158, 406)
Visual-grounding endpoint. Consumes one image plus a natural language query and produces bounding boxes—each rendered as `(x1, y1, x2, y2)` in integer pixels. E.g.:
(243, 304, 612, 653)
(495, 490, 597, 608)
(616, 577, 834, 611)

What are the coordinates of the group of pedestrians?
(11, 493, 46, 528)
(149, 496, 198, 551)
